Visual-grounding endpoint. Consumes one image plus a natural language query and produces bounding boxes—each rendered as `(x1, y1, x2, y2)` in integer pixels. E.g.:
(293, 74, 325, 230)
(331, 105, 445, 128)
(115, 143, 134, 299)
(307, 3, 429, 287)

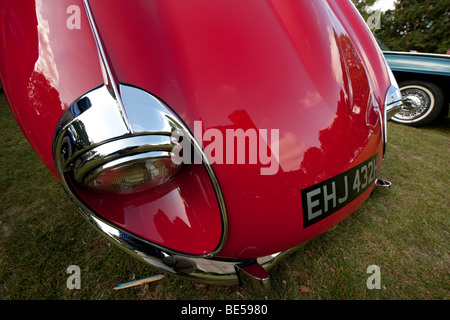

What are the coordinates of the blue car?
(379, 41, 450, 127)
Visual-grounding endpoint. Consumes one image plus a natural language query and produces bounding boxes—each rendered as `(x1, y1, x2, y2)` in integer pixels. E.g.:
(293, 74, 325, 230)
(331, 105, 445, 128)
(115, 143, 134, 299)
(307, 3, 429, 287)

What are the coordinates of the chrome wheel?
(391, 80, 444, 127)
(396, 86, 433, 121)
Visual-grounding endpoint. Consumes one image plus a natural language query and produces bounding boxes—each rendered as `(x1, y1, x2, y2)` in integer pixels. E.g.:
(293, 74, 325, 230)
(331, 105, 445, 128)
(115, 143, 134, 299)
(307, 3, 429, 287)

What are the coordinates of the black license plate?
(301, 153, 379, 228)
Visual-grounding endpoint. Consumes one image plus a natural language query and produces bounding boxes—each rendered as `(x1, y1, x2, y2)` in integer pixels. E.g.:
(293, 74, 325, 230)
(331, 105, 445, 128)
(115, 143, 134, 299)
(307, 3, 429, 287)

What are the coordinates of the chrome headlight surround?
(366, 24, 405, 156)
(382, 60, 405, 155)
(53, 83, 229, 259)
(384, 67, 404, 119)
(54, 84, 183, 195)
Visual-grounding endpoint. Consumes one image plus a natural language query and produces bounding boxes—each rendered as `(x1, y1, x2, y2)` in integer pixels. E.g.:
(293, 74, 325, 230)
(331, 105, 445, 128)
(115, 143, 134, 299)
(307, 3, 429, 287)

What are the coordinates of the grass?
(1, 92, 448, 300)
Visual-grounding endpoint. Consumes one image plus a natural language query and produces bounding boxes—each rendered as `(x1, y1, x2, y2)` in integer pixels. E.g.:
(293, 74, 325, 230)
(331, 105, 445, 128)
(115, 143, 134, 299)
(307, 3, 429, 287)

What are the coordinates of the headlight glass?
(85, 153, 182, 194)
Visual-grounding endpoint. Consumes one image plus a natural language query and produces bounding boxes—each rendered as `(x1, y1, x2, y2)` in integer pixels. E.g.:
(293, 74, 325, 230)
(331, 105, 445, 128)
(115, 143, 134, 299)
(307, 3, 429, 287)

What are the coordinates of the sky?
(370, 0, 397, 12)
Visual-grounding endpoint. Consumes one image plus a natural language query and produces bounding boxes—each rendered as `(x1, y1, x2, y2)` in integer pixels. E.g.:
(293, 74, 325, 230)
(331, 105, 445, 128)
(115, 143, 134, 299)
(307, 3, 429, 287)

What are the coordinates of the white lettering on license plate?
(301, 154, 379, 228)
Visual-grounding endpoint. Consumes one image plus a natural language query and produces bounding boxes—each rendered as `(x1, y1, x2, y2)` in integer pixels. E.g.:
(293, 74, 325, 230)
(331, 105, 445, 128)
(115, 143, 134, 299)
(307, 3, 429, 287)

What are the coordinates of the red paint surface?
(1, 0, 392, 258)
(0, 0, 103, 174)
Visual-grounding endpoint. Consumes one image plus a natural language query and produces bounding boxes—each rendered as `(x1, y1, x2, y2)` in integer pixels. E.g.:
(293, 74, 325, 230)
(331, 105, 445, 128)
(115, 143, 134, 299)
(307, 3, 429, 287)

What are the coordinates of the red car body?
(0, 0, 402, 290)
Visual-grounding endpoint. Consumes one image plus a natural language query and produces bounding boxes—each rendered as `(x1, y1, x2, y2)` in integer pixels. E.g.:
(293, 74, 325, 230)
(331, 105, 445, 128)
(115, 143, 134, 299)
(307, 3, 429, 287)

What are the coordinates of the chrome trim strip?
(83, 0, 132, 132)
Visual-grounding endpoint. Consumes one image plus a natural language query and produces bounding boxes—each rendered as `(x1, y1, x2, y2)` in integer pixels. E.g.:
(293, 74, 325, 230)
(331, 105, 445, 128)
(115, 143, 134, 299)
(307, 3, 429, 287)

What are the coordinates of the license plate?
(301, 153, 379, 228)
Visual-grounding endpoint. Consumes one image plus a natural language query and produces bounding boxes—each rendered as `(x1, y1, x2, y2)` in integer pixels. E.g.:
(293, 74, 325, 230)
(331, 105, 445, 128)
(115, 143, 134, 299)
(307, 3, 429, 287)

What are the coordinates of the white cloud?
(370, 0, 396, 12)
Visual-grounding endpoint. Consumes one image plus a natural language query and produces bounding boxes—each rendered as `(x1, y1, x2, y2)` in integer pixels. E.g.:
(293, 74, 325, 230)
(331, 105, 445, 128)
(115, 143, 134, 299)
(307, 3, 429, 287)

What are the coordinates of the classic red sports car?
(0, 0, 403, 292)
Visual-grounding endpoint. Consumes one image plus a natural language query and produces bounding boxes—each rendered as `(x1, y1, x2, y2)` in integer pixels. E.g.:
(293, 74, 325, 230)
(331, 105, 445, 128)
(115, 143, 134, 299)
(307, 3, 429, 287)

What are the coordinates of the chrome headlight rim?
(52, 84, 229, 258)
(56, 0, 229, 258)
(385, 84, 404, 119)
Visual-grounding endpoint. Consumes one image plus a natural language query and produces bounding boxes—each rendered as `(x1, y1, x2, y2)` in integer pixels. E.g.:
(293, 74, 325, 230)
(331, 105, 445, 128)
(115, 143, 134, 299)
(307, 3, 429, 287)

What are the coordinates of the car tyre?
(391, 80, 444, 127)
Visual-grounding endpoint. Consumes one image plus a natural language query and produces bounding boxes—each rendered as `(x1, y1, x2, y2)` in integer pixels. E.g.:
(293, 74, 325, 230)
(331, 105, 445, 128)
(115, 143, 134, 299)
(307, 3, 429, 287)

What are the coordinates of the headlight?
(41, 0, 238, 285)
(66, 133, 181, 194)
(54, 0, 228, 256)
(382, 63, 405, 155)
(53, 84, 228, 256)
(384, 67, 404, 119)
(84, 151, 182, 194)
(53, 85, 183, 194)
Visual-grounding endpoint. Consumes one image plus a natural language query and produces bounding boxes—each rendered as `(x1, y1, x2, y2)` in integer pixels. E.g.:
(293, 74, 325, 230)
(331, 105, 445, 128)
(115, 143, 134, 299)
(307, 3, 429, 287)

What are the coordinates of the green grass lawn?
(1, 92, 448, 300)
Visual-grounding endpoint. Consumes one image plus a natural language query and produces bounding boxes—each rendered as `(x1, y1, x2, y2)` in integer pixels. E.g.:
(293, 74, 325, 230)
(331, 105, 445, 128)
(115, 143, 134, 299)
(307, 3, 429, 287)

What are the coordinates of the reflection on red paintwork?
(0, 0, 393, 260)
(72, 162, 224, 256)
(86, 0, 385, 259)
(0, 0, 103, 174)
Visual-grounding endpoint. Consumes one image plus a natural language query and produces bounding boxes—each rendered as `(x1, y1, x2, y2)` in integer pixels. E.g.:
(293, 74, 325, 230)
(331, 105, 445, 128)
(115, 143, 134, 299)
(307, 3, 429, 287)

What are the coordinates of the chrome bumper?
(86, 213, 293, 294)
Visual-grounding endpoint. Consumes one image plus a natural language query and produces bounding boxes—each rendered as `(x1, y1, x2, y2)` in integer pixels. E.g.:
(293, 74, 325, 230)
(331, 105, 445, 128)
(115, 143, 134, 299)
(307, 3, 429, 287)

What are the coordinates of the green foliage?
(352, 0, 377, 20)
(353, 0, 450, 54)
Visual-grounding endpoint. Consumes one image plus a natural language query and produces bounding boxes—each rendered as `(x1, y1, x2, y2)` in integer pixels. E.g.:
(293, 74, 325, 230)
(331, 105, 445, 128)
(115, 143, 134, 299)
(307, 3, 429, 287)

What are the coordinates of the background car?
(379, 41, 450, 127)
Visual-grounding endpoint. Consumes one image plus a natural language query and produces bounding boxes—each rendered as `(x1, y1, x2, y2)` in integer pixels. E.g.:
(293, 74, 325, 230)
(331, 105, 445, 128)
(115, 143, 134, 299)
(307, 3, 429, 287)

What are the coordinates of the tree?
(352, 0, 450, 54)
(352, 0, 377, 21)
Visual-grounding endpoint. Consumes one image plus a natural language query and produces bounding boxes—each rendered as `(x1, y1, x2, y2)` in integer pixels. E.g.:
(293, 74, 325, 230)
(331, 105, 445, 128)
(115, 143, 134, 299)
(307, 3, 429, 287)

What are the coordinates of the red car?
(0, 0, 403, 292)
